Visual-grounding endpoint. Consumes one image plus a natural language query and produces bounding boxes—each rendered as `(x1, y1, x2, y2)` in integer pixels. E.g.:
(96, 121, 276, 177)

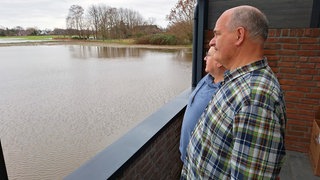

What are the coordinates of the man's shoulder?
(219, 67, 282, 105)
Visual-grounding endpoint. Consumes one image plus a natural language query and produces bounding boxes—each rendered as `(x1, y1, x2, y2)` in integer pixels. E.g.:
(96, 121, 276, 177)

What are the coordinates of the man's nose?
(203, 55, 207, 61)
(209, 38, 215, 47)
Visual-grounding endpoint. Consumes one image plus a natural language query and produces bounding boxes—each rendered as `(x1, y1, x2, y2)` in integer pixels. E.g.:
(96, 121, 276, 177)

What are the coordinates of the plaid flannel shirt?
(181, 58, 287, 179)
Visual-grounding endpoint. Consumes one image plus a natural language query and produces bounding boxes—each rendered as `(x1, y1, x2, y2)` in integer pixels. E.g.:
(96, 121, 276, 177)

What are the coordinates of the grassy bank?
(0, 36, 192, 49)
(0, 35, 136, 44)
(0, 35, 58, 40)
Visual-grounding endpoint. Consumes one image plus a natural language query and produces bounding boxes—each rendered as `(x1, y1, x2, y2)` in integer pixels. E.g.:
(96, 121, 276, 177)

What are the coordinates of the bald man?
(181, 5, 286, 179)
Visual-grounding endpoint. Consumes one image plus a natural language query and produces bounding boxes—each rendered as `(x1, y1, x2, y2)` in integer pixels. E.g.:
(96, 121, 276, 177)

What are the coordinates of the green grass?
(95, 39, 135, 45)
(22, 35, 55, 40)
(0, 35, 192, 47)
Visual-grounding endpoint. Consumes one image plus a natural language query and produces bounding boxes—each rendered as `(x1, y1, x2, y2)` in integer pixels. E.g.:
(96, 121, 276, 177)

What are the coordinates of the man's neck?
(230, 47, 264, 70)
(213, 73, 224, 84)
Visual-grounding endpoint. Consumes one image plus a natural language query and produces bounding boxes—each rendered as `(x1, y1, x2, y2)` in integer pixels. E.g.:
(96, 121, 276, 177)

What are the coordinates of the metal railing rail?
(0, 140, 8, 180)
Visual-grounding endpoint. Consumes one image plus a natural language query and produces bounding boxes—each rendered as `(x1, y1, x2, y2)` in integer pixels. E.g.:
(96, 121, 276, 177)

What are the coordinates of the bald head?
(226, 5, 269, 41)
(209, 5, 269, 70)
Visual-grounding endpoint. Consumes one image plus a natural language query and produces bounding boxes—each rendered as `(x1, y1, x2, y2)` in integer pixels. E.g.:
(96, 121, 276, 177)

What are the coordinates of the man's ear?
(216, 62, 223, 68)
(235, 27, 245, 46)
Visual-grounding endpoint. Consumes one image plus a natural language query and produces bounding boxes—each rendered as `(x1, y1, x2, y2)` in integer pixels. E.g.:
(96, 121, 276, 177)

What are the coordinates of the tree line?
(0, 0, 196, 45)
(66, 4, 158, 40)
(0, 26, 65, 36)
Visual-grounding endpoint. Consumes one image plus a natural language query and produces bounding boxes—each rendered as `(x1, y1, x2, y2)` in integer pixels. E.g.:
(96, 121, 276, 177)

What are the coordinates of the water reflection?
(68, 46, 143, 59)
(0, 44, 192, 180)
(68, 45, 193, 61)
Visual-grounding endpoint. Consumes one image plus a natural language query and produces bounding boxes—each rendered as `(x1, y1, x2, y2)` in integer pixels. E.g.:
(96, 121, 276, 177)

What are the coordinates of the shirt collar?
(205, 74, 222, 88)
(223, 57, 268, 84)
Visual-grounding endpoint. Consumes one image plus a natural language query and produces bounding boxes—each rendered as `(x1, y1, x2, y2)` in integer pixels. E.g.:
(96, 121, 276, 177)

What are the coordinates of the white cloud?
(0, 0, 177, 30)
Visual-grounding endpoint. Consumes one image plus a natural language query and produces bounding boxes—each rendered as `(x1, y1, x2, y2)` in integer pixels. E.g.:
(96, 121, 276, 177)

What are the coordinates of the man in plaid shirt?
(181, 5, 287, 179)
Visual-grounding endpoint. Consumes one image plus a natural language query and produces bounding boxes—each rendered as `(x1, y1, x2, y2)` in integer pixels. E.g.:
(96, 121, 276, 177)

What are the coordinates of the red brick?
(287, 111, 314, 121)
(301, 44, 320, 50)
(285, 134, 309, 142)
(299, 57, 309, 62)
(266, 37, 280, 43)
(289, 125, 309, 132)
(305, 93, 320, 99)
(268, 61, 278, 67)
(295, 74, 314, 81)
(296, 63, 316, 69)
(281, 56, 299, 62)
(297, 50, 319, 56)
(282, 44, 300, 50)
(296, 104, 315, 111)
(266, 56, 280, 61)
(298, 109, 316, 117)
(279, 79, 297, 85)
(280, 37, 298, 43)
(285, 91, 305, 97)
(311, 88, 320, 94)
(305, 28, 320, 37)
(287, 108, 300, 115)
(285, 96, 301, 103)
(271, 68, 279, 73)
(281, 29, 290, 36)
(300, 69, 318, 75)
(293, 86, 312, 93)
(300, 81, 318, 87)
(289, 29, 305, 37)
(279, 50, 297, 55)
(299, 37, 319, 44)
(309, 57, 320, 63)
(286, 130, 306, 137)
(281, 85, 294, 92)
(278, 61, 296, 67)
(300, 98, 320, 105)
(268, 29, 281, 37)
(264, 49, 278, 55)
(264, 43, 281, 49)
(279, 68, 297, 74)
(287, 119, 309, 126)
(278, 74, 296, 79)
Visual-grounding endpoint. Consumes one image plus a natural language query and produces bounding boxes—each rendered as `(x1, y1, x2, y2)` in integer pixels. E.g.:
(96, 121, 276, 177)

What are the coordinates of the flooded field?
(0, 44, 192, 179)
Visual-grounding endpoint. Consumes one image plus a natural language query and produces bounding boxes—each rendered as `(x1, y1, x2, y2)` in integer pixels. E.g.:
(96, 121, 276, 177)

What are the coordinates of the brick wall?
(265, 28, 320, 152)
(109, 111, 184, 179)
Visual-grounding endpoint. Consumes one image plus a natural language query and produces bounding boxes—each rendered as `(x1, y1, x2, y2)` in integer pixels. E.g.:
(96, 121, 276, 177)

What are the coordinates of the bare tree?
(117, 8, 145, 38)
(68, 3, 154, 40)
(25, 27, 40, 36)
(166, 0, 196, 43)
(87, 5, 100, 39)
(147, 17, 156, 26)
(166, 0, 196, 25)
(108, 7, 119, 39)
(66, 5, 85, 38)
(14, 26, 25, 36)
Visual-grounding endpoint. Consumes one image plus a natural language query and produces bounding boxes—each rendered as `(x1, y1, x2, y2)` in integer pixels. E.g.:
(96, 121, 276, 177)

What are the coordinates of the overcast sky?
(0, 0, 178, 30)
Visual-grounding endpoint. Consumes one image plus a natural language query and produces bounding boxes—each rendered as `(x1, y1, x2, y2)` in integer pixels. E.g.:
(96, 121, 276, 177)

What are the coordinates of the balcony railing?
(65, 88, 191, 179)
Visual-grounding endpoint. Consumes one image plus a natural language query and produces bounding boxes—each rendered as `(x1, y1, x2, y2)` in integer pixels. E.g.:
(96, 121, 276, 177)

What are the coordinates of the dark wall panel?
(207, 0, 314, 29)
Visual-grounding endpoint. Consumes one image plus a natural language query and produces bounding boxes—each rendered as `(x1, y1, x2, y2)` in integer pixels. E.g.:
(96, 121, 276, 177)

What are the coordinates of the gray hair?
(228, 6, 269, 41)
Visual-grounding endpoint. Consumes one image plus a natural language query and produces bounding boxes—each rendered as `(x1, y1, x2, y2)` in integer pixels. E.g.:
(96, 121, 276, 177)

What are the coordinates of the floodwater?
(0, 44, 192, 180)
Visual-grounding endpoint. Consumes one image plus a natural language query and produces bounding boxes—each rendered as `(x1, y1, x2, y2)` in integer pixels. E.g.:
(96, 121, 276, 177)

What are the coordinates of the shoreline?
(0, 39, 192, 50)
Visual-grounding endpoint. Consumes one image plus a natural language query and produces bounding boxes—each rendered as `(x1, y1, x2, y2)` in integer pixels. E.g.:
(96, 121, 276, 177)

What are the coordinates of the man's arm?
(231, 105, 286, 179)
